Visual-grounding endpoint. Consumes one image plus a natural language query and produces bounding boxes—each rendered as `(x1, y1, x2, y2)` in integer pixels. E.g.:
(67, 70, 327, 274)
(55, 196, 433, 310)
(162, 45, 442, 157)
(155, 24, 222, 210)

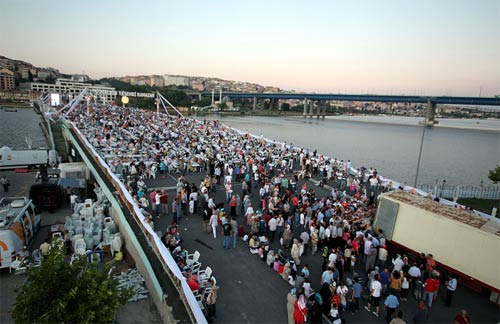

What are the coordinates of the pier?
(25, 95, 499, 323)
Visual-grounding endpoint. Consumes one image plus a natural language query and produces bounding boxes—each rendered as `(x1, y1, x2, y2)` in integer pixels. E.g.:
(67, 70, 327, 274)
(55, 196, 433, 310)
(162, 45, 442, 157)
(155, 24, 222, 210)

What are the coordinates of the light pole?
(479, 180, 484, 199)
(413, 124, 427, 188)
(440, 179, 446, 198)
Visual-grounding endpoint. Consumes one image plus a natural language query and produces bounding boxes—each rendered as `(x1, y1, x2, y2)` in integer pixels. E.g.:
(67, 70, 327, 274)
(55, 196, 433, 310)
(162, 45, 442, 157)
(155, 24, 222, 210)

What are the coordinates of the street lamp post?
(440, 179, 447, 198)
(413, 125, 427, 188)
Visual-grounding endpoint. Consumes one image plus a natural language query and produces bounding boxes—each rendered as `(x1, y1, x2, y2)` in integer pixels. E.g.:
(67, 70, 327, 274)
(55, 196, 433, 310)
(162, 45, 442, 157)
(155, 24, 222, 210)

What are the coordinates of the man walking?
(445, 274, 457, 307)
(230, 217, 238, 249)
(351, 278, 363, 314)
(365, 274, 382, 317)
(423, 274, 439, 308)
(154, 190, 161, 218)
(1, 176, 10, 193)
(384, 289, 399, 323)
(268, 215, 278, 243)
(222, 221, 232, 249)
(160, 190, 168, 216)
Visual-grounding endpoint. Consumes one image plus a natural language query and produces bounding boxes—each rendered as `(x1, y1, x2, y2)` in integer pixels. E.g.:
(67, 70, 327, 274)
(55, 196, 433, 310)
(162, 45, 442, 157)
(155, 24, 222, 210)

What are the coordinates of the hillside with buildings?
(0, 55, 90, 86)
(116, 74, 282, 93)
(0, 54, 498, 119)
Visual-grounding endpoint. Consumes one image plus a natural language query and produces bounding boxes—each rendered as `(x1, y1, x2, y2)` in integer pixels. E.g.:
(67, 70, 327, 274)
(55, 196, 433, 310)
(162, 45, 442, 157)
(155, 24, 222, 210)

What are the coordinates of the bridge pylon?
(419, 100, 439, 126)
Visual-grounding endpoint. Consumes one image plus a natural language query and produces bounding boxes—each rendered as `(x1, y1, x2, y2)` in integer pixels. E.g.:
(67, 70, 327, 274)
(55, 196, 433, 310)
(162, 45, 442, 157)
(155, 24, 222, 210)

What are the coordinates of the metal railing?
(419, 184, 500, 200)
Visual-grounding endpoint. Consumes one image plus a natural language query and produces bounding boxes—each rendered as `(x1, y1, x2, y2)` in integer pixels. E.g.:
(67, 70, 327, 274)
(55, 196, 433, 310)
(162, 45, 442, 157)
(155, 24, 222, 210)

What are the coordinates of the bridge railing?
(64, 119, 206, 324)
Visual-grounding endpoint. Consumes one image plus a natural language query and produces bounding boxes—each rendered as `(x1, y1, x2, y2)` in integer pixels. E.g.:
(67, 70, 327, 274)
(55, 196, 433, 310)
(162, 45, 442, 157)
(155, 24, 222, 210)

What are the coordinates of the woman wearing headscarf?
(282, 224, 293, 250)
(282, 262, 292, 281)
(287, 289, 297, 324)
(293, 292, 308, 324)
(291, 239, 301, 266)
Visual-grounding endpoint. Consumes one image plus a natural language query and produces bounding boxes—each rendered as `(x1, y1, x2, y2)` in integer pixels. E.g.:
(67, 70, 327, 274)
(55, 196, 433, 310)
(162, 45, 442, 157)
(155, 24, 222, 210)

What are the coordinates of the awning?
(57, 178, 86, 189)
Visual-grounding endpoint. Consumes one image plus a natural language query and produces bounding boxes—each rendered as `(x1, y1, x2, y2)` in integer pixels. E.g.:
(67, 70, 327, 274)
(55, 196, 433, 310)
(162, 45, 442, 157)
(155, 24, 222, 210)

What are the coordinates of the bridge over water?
(201, 91, 500, 124)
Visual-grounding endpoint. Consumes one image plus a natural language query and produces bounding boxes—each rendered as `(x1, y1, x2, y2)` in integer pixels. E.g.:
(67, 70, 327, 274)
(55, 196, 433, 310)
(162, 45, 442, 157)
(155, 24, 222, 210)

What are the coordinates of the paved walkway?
(2, 169, 498, 323)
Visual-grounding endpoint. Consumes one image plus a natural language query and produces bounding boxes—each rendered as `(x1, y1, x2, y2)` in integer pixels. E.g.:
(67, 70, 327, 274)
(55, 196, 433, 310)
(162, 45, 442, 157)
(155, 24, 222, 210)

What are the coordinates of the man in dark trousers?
(445, 274, 458, 307)
(1, 175, 10, 193)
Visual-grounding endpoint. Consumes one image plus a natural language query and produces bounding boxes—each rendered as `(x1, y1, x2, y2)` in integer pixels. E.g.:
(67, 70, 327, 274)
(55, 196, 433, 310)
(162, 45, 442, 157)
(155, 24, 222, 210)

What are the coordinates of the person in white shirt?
(209, 212, 218, 238)
(328, 250, 337, 268)
(445, 274, 458, 307)
(336, 283, 349, 311)
(377, 245, 388, 269)
(154, 191, 161, 218)
(364, 274, 382, 317)
(268, 216, 278, 243)
(392, 254, 404, 272)
(70, 193, 78, 211)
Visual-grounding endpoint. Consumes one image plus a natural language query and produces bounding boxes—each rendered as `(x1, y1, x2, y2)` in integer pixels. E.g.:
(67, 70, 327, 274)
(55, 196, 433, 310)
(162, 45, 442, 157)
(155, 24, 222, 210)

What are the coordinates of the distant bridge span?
(201, 92, 500, 106)
(200, 91, 500, 124)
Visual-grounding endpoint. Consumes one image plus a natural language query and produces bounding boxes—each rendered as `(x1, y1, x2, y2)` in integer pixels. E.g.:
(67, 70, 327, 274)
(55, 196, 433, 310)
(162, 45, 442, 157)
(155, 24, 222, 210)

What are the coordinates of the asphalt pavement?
(144, 170, 500, 324)
(1, 169, 499, 324)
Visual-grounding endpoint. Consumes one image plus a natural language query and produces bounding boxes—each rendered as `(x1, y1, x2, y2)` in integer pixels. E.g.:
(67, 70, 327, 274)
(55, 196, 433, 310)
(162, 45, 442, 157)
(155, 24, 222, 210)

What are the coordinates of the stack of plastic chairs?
(110, 234, 122, 257)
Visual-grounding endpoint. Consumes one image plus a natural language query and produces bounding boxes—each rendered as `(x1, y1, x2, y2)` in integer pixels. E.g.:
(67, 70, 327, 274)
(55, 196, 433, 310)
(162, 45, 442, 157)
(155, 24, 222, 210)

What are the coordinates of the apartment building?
(0, 68, 15, 90)
(22, 78, 116, 101)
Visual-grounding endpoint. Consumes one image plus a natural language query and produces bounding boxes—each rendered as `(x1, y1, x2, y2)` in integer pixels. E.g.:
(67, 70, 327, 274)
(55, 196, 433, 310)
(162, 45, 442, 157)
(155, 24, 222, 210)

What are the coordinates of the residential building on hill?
(0, 68, 15, 90)
(163, 75, 189, 87)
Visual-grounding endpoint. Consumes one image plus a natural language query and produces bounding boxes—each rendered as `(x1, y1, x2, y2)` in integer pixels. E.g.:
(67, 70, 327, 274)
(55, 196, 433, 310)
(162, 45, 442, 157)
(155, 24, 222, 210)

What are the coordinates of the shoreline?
(196, 113, 500, 133)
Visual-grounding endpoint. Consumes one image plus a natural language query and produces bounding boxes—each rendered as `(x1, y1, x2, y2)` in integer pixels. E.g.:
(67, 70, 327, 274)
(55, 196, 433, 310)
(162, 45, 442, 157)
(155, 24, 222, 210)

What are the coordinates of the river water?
(0, 108, 48, 149)
(196, 114, 500, 187)
(1, 108, 498, 186)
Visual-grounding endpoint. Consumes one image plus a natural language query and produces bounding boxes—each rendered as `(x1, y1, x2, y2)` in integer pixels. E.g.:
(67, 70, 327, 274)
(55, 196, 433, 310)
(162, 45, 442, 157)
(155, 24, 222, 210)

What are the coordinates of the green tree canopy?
(488, 165, 500, 184)
(13, 242, 132, 324)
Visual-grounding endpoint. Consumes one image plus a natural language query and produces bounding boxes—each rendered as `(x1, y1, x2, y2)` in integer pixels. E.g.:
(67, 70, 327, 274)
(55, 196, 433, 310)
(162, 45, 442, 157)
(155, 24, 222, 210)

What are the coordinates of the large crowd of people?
(66, 105, 467, 324)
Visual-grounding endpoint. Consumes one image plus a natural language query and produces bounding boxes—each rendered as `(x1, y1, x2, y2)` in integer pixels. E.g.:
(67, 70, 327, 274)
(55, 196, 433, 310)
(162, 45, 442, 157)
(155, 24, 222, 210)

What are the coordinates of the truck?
(0, 146, 57, 170)
(58, 162, 90, 180)
(373, 191, 500, 300)
(0, 197, 41, 269)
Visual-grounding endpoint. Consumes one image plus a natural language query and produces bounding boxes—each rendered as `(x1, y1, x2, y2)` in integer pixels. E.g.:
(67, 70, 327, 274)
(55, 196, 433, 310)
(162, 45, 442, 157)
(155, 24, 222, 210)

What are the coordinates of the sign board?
(50, 93, 60, 106)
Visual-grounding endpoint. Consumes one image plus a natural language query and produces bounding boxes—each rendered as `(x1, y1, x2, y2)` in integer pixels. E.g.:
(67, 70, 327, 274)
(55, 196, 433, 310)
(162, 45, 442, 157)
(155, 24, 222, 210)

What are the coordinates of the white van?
(58, 162, 90, 180)
(0, 197, 41, 269)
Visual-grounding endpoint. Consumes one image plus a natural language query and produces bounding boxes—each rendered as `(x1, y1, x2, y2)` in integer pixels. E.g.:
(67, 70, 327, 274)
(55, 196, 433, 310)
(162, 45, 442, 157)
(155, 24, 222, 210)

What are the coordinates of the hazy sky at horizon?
(1, 0, 499, 96)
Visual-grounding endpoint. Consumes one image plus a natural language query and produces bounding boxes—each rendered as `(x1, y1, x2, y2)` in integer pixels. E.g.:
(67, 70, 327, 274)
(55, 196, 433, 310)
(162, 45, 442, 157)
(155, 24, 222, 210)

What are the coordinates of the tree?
(13, 242, 132, 324)
(488, 165, 500, 184)
(196, 97, 212, 107)
(218, 101, 228, 110)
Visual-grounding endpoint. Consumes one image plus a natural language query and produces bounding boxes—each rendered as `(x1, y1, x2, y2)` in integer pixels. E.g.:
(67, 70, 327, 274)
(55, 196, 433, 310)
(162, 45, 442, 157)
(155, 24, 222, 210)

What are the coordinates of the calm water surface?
(197, 115, 500, 187)
(0, 108, 47, 149)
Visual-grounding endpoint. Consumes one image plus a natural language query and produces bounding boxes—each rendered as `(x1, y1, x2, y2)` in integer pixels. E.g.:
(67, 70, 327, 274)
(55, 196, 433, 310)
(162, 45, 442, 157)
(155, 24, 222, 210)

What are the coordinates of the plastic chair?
(198, 266, 212, 284)
(71, 234, 84, 248)
(103, 217, 113, 229)
(9, 259, 22, 274)
(191, 261, 202, 274)
(32, 249, 42, 266)
(110, 235, 122, 257)
(186, 251, 200, 266)
(74, 238, 86, 254)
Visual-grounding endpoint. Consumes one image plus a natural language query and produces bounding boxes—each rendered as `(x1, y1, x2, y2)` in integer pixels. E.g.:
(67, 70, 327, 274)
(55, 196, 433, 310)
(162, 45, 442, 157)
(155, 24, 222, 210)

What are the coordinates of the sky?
(1, 0, 499, 96)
